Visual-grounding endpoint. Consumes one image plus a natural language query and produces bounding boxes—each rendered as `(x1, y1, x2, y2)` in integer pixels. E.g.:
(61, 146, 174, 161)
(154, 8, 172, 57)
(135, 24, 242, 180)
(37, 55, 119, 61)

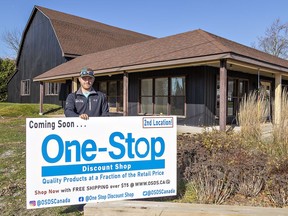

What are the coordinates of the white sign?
(26, 116, 177, 209)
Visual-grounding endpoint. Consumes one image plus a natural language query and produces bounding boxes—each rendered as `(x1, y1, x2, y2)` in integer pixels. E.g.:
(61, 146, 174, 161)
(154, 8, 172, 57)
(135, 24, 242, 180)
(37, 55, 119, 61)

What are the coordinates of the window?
(171, 77, 185, 115)
(21, 79, 30, 96)
(140, 76, 185, 116)
(98, 80, 123, 112)
(155, 78, 168, 114)
(260, 81, 271, 119)
(45, 82, 60, 95)
(141, 79, 153, 114)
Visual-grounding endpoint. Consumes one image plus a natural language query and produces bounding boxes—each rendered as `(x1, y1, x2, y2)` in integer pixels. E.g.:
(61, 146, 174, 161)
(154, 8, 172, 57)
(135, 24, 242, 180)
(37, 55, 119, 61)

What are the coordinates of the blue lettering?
(41, 132, 165, 163)
(135, 138, 149, 158)
(42, 134, 63, 163)
(126, 133, 135, 158)
(65, 140, 80, 162)
(82, 139, 97, 161)
(151, 137, 165, 160)
(109, 132, 165, 160)
(42, 135, 97, 163)
(109, 132, 125, 159)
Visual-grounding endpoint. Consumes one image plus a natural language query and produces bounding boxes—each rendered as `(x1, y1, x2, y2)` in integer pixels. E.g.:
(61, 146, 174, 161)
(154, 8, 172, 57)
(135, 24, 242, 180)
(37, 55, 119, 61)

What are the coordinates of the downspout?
(123, 71, 128, 116)
(39, 81, 44, 115)
(257, 68, 260, 89)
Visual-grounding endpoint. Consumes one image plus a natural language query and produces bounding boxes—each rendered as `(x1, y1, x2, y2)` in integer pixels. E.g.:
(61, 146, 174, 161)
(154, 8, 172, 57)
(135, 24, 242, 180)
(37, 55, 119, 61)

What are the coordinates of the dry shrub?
(178, 131, 237, 204)
(176, 89, 288, 207)
(197, 128, 242, 151)
(185, 162, 236, 204)
(180, 181, 198, 203)
(271, 88, 288, 159)
(238, 90, 269, 143)
(234, 151, 267, 198)
(265, 159, 288, 207)
(177, 130, 269, 204)
(263, 89, 288, 208)
(181, 132, 245, 203)
(177, 133, 211, 184)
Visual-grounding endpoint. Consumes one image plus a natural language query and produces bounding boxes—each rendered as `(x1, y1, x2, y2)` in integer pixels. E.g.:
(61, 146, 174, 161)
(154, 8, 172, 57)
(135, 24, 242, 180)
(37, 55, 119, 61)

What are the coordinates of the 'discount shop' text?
(41, 132, 165, 163)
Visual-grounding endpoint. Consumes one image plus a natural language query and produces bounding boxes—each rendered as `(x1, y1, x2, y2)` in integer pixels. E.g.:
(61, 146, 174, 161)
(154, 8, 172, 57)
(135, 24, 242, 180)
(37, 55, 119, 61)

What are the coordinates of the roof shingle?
(34, 29, 288, 81)
(36, 6, 156, 56)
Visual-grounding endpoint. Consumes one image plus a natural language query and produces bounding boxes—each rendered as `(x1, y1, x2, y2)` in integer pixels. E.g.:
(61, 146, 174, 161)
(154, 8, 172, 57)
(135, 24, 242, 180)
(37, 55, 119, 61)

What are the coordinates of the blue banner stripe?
(42, 159, 165, 177)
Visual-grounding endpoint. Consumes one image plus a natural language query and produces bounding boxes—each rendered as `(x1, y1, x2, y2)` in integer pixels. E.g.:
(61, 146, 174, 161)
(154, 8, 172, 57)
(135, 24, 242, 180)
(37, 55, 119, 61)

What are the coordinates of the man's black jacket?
(64, 88, 109, 117)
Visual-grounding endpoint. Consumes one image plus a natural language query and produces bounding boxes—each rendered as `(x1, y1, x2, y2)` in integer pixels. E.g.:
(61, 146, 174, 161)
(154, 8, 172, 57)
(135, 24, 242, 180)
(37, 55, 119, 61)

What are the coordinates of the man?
(64, 67, 109, 119)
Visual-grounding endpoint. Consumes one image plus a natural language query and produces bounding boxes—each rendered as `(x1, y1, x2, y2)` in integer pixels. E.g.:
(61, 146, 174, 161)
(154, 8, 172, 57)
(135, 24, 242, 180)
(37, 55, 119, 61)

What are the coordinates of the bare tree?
(254, 19, 288, 60)
(1, 28, 22, 59)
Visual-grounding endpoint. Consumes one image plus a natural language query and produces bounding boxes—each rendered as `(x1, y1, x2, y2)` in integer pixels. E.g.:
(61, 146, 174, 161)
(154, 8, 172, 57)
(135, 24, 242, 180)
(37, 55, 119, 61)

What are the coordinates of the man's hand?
(79, 114, 89, 120)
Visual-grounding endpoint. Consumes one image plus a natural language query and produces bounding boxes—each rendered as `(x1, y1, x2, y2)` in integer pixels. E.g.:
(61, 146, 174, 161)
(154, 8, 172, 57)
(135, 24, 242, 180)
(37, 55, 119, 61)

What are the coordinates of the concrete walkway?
(177, 125, 241, 135)
(177, 123, 273, 136)
(84, 201, 288, 216)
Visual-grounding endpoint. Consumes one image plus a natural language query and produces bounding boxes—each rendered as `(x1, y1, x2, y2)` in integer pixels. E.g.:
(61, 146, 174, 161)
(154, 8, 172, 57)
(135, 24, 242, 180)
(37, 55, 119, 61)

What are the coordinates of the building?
(8, 6, 288, 129)
(7, 5, 155, 105)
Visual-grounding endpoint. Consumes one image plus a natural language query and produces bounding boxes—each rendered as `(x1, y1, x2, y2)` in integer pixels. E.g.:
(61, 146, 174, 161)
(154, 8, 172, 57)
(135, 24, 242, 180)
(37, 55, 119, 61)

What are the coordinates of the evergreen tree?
(0, 58, 16, 101)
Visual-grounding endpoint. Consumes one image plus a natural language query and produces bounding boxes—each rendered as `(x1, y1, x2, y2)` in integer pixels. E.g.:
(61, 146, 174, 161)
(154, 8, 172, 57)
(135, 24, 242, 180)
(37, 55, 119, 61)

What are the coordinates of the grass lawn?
(0, 103, 84, 215)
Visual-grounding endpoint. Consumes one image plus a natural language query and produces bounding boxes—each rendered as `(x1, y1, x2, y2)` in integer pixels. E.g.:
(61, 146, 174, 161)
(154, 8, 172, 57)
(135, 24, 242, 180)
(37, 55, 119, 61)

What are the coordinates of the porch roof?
(34, 29, 288, 82)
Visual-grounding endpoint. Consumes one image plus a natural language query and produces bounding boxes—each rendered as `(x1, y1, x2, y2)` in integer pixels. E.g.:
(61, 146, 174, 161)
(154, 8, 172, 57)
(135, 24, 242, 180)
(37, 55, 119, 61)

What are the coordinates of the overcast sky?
(0, 0, 287, 58)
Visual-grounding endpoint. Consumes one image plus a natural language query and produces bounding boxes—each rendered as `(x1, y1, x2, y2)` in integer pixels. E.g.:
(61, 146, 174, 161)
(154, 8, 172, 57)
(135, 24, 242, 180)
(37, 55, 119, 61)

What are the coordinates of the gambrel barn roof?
(34, 29, 288, 81)
(17, 5, 155, 63)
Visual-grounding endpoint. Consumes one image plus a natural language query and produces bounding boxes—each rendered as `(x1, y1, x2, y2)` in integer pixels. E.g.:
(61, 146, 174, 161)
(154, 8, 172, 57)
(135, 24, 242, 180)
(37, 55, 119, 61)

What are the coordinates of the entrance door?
(216, 77, 249, 121)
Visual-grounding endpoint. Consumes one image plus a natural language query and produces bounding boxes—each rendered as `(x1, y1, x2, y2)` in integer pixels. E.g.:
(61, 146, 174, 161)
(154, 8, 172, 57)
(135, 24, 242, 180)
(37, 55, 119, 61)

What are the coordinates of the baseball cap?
(80, 67, 94, 77)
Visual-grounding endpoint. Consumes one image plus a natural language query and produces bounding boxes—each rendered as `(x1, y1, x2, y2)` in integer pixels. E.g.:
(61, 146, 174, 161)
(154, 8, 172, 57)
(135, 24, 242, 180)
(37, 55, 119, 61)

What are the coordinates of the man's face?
(79, 76, 94, 91)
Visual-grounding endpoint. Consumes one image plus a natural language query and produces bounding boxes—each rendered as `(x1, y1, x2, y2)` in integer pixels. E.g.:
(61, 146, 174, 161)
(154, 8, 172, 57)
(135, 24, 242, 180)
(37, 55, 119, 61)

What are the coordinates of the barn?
(7, 5, 154, 105)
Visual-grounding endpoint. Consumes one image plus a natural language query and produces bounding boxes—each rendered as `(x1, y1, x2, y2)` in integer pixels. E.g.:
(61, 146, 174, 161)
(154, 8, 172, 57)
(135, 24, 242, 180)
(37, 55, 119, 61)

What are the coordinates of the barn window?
(45, 82, 60, 95)
(140, 76, 185, 116)
(21, 79, 30, 96)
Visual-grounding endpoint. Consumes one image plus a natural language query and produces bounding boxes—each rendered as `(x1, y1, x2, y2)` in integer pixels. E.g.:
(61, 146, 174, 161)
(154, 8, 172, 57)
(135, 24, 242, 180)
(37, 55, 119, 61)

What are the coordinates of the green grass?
(0, 103, 84, 215)
(0, 102, 64, 117)
(0, 118, 26, 144)
(0, 103, 64, 144)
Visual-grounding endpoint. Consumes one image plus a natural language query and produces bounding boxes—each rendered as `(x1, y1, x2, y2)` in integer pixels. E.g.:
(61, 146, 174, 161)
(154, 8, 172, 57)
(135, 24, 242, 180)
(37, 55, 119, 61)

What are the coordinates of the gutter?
(229, 53, 288, 74)
(33, 52, 288, 82)
(33, 53, 230, 82)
